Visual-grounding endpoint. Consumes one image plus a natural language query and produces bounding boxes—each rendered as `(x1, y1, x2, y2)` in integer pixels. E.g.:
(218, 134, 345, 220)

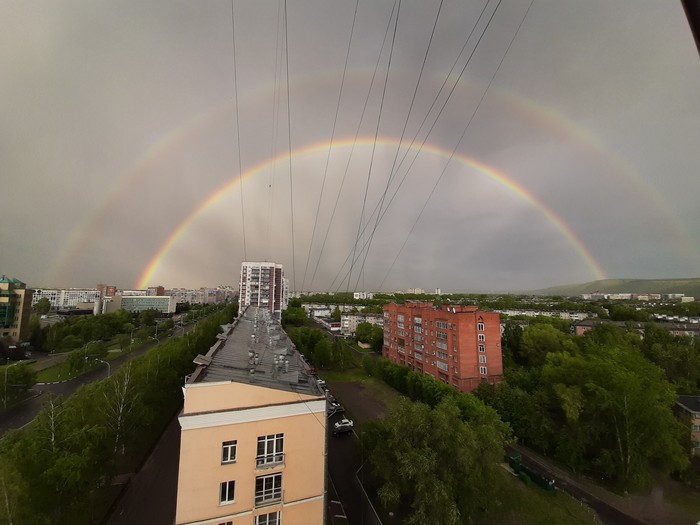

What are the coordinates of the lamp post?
(95, 359, 111, 377)
(4, 361, 21, 409)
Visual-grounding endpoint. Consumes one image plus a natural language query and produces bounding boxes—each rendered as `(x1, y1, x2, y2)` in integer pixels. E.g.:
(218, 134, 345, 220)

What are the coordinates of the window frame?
(220, 480, 236, 504)
(255, 511, 281, 525)
(256, 434, 285, 468)
(221, 440, 237, 464)
(479, 366, 487, 375)
(255, 473, 283, 507)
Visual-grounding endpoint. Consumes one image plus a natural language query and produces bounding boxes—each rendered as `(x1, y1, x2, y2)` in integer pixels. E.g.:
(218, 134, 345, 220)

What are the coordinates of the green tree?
(365, 397, 506, 524)
(33, 298, 51, 315)
(331, 306, 341, 322)
(519, 324, 576, 367)
(541, 345, 689, 488)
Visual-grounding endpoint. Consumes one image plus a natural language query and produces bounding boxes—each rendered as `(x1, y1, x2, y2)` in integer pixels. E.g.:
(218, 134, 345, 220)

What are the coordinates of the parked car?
(327, 402, 345, 416)
(332, 418, 354, 436)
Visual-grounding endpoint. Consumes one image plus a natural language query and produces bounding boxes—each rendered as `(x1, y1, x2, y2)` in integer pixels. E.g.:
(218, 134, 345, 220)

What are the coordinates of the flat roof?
(191, 306, 323, 397)
(678, 395, 700, 413)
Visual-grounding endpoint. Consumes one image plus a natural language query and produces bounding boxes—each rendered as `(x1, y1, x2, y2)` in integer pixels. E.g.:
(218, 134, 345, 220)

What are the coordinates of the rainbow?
(46, 71, 696, 286)
(136, 137, 606, 288)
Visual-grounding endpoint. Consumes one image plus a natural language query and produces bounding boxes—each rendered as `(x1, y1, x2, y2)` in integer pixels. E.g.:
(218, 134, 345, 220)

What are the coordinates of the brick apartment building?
(382, 302, 503, 392)
(175, 306, 326, 525)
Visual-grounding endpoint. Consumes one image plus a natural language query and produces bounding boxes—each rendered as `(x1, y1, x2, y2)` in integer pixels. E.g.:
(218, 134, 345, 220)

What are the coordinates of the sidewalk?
(512, 444, 697, 525)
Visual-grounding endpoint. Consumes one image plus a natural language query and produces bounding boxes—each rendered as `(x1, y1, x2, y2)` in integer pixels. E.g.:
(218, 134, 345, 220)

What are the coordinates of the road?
(0, 326, 195, 438)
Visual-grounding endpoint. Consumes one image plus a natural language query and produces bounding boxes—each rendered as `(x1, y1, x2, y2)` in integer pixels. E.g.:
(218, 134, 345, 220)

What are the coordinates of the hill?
(533, 278, 700, 298)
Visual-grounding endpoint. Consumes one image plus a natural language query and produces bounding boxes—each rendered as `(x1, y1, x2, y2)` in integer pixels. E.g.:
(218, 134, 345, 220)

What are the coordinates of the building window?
(437, 331, 448, 340)
(436, 341, 447, 351)
(436, 361, 449, 371)
(255, 473, 282, 507)
(437, 351, 448, 360)
(220, 480, 236, 504)
(222, 440, 237, 464)
(257, 434, 284, 467)
(477, 322, 484, 331)
(478, 344, 485, 353)
(479, 366, 487, 375)
(436, 320, 447, 329)
(478, 334, 485, 342)
(220, 521, 233, 525)
(256, 512, 281, 525)
(479, 355, 487, 364)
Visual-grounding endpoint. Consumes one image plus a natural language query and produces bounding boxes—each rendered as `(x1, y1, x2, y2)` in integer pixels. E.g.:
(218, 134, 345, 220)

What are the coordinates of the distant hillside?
(533, 278, 700, 298)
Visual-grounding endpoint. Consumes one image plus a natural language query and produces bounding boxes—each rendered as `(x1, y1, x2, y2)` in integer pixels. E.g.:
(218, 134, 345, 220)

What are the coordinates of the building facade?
(340, 313, 384, 337)
(101, 294, 176, 314)
(383, 302, 503, 392)
(31, 288, 101, 309)
(0, 276, 33, 343)
(239, 262, 288, 320)
(175, 306, 326, 525)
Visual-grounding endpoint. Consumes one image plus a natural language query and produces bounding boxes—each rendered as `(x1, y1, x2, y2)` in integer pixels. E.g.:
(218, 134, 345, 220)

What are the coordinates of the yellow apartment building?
(0, 276, 33, 344)
(175, 306, 327, 525)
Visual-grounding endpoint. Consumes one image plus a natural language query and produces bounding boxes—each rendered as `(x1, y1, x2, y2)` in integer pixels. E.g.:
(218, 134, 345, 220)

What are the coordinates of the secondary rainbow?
(136, 137, 606, 288)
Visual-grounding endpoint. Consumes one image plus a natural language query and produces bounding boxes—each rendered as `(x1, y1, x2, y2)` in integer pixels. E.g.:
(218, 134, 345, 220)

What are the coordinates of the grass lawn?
(36, 362, 81, 383)
(478, 469, 599, 525)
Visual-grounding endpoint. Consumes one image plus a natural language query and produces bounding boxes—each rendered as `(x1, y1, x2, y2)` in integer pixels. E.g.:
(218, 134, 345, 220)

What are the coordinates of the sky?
(1, 0, 699, 294)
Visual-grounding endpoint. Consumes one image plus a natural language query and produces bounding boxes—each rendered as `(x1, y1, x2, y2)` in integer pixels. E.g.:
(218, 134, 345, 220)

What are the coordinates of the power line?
(267, 0, 284, 257)
(300, 0, 359, 293)
(328, 0, 494, 291)
(284, 0, 296, 292)
(353, 0, 445, 292)
(313, 0, 400, 292)
(355, 0, 505, 288)
(379, 0, 534, 289)
(347, 0, 401, 293)
(231, 0, 247, 261)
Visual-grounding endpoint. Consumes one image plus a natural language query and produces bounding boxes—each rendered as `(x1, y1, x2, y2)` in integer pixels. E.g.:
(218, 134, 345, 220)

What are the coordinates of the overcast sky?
(1, 0, 699, 293)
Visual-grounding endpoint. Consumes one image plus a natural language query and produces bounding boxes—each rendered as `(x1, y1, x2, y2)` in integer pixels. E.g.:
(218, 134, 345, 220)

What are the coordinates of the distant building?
(31, 288, 101, 309)
(677, 396, 700, 457)
(573, 319, 700, 338)
(383, 302, 503, 392)
(175, 306, 326, 525)
(101, 294, 176, 314)
(340, 313, 384, 337)
(353, 291, 374, 300)
(96, 284, 117, 297)
(147, 286, 165, 296)
(0, 276, 33, 343)
(239, 262, 288, 320)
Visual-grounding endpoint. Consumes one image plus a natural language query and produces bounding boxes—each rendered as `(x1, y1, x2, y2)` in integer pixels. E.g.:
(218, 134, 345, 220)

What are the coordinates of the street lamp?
(95, 359, 111, 377)
(82, 340, 99, 361)
(4, 361, 21, 409)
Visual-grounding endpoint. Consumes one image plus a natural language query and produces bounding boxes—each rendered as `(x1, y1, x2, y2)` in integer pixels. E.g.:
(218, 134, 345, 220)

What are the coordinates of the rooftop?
(189, 305, 323, 397)
(678, 395, 700, 413)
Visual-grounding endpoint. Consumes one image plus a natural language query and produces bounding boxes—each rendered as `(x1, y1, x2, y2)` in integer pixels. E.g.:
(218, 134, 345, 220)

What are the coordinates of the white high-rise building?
(239, 262, 288, 320)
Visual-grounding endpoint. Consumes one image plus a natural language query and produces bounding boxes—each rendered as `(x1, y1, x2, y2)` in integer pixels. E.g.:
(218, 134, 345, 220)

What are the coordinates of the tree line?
(476, 321, 697, 490)
(0, 303, 237, 524)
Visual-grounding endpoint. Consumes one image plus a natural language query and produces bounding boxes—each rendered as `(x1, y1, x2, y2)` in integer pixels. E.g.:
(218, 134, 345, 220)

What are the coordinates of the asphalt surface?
(0, 327, 194, 438)
(105, 415, 181, 525)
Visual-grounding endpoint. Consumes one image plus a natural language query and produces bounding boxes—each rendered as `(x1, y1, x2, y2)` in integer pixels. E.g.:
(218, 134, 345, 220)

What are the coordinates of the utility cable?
(231, 0, 247, 261)
(333, 0, 505, 292)
(379, 0, 534, 289)
(300, 0, 359, 293)
(353, 0, 445, 292)
(284, 0, 296, 292)
(347, 0, 401, 293)
(311, 0, 399, 292)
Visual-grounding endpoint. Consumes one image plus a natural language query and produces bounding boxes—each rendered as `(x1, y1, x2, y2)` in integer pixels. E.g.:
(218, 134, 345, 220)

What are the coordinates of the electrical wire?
(347, 0, 401, 293)
(300, 0, 359, 293)
(379, 0, 535, 289)
(310, 0, 400, 292)
(284, 0, 296, 292)
(353, 0, 445, 292)
(231, 0, 247, 261)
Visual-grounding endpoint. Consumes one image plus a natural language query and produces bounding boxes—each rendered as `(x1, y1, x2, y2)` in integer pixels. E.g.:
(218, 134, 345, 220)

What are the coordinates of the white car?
(332, 418, 354, 436)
